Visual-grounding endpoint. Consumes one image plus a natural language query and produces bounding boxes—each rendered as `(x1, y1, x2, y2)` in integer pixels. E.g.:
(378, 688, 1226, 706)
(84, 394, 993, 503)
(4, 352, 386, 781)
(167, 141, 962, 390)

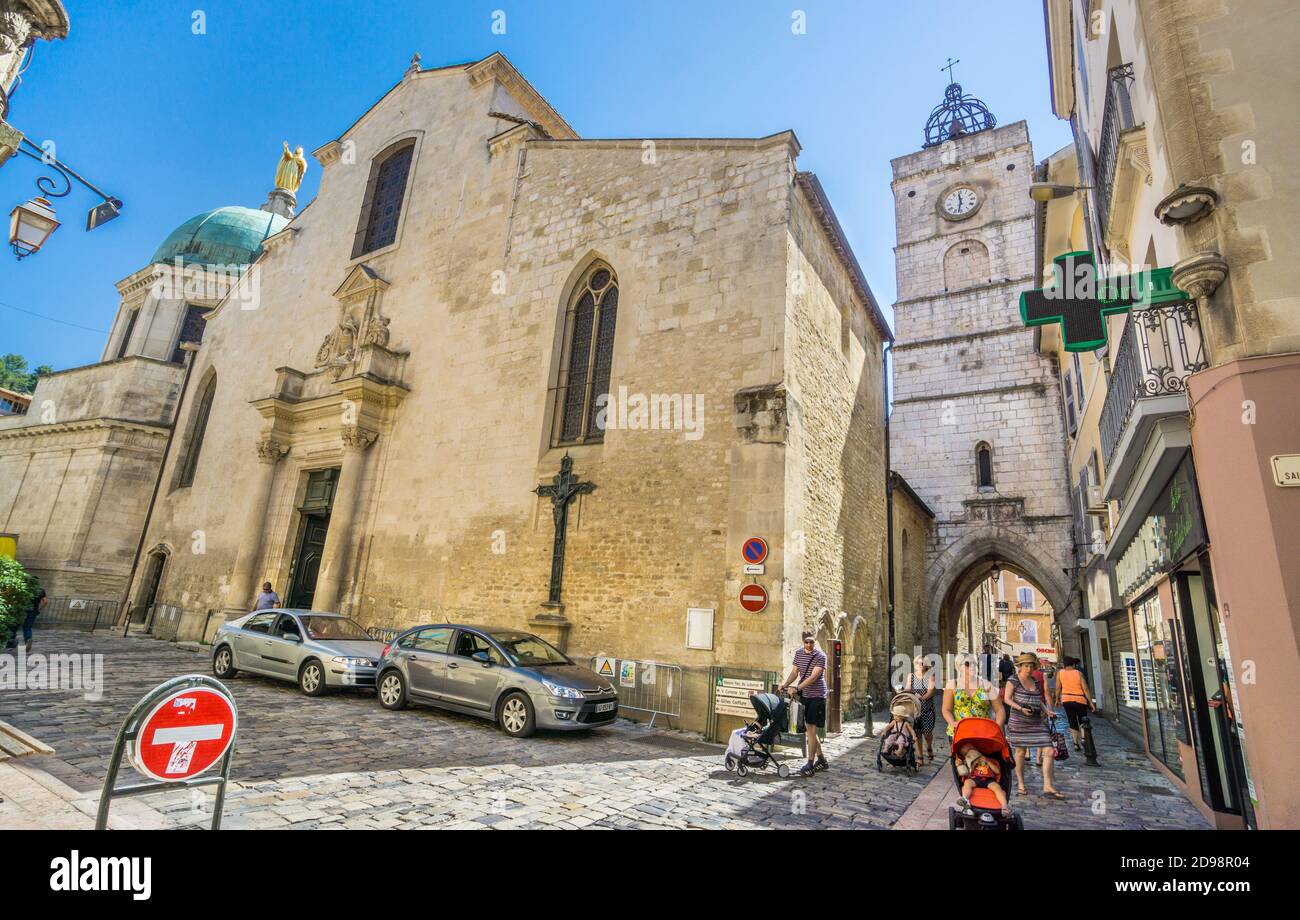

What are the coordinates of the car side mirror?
(471, 650, 491, 665)
(282, 632, 301, 642)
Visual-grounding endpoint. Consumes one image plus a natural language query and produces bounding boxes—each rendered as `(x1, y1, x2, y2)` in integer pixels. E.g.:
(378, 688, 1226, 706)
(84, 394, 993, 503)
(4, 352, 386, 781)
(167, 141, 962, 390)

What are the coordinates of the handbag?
(1047, 715, 1070, 761)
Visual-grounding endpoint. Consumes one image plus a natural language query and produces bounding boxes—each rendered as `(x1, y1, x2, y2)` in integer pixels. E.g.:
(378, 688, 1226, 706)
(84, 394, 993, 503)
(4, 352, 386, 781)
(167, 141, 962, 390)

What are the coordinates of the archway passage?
(936, 553, 1062, 667)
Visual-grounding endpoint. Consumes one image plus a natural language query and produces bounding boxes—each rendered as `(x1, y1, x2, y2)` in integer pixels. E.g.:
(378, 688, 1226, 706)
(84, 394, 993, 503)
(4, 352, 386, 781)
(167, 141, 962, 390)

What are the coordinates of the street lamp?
(1028, 182, 1091, 202)
(8, 195, 59, 259)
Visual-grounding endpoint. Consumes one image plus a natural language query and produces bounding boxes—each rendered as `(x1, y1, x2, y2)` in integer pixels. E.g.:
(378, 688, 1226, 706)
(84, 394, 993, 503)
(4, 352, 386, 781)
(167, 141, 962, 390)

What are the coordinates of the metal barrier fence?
(590, 657, 682, 728)
(31, 597, 121, 633)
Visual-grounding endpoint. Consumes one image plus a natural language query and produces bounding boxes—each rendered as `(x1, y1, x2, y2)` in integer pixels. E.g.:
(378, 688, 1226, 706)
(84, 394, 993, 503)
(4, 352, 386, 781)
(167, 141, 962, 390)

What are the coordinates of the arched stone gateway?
(925, 528, 1074, 656)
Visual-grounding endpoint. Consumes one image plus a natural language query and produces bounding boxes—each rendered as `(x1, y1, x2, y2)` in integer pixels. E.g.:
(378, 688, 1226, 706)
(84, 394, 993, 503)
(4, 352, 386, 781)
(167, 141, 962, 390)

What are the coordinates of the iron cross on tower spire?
(942, 57, 960, 83)
(534, 454, 595, 606)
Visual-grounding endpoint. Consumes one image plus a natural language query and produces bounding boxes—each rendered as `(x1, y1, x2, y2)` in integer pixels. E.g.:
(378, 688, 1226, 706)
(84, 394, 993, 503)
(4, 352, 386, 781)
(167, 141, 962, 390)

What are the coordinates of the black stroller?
(723, 692, 792, 779)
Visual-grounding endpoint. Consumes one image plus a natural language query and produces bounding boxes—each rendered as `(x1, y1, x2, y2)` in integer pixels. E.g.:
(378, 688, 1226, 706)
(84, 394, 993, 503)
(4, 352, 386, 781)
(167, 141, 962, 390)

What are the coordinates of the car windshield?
(489, 631, 570, 666)
(301, 616, 373, 641)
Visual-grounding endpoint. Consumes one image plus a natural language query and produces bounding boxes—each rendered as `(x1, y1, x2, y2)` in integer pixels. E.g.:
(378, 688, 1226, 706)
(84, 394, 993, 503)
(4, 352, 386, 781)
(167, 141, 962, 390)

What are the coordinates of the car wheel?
(212, 645, 237, 679)
(378, 670, 407, 710)
(498, 692, 535, 738)
(299, 659, 326, 697)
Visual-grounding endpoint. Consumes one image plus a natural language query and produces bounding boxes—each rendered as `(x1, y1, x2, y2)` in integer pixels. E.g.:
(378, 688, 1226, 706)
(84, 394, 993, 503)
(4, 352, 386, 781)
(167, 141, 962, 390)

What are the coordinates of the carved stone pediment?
(963, 497, 1025, 523)
(316, 263, 398, 379)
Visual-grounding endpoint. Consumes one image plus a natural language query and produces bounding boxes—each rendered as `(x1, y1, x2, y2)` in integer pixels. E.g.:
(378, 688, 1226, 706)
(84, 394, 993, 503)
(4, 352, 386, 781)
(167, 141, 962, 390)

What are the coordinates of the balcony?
(1096, 63, 1149, 251)
(1099, 278, 1208, 498)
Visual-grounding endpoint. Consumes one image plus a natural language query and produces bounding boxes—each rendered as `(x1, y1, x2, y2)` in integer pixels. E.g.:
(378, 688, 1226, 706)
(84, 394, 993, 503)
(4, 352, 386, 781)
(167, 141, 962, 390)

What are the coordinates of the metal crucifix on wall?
(534, 453, 595, 606)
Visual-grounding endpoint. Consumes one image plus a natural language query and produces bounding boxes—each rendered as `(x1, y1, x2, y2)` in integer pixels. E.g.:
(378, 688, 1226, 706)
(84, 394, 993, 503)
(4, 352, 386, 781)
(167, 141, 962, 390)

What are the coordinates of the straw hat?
(1013, 652, 1039, 668)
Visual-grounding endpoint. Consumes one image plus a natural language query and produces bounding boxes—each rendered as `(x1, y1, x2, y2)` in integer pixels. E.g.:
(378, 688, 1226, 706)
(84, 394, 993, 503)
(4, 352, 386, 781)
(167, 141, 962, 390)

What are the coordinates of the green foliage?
(0, 556, 36, 644)
(0, 353, 52, 395)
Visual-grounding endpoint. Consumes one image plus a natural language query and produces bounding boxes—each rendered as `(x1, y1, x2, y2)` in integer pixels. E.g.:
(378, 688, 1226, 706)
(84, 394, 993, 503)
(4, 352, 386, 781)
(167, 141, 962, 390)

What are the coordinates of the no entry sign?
(742, 537, 769, 565)
(739, 584, 769, 613)
(127, 686, 236, 782)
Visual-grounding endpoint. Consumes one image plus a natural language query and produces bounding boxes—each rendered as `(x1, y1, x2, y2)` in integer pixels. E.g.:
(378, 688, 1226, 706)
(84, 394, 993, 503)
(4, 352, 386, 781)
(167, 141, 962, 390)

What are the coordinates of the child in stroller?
(877, 692, 920, 773)
(947, 717, 1024, 830)
(724, 692, 792, 778)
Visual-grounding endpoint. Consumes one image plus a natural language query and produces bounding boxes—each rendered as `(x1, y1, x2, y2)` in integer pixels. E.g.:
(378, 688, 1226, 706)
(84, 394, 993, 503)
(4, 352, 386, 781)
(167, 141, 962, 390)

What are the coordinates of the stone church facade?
(115, 53, 893, 731)
(888, 106, 1077, 656)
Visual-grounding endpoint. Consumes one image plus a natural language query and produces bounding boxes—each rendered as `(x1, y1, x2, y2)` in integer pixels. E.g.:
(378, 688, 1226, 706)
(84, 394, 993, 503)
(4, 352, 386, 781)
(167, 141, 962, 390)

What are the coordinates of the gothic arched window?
(175, 372, 216, 488)
(352, 140, 415, 257)
(553, 263, 619, 445)
(976, 441, 994, 489)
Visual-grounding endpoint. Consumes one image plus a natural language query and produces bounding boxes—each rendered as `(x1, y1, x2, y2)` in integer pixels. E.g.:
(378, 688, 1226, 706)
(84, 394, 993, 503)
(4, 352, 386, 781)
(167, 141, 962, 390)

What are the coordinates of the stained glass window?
(555, 264, 619, 445)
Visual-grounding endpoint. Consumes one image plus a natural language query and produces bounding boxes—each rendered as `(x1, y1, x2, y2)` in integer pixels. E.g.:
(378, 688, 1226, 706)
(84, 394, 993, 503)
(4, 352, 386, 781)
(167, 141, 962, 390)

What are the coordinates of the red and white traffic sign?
(739, 584, 769, 613)
(127, 686, 236, 782)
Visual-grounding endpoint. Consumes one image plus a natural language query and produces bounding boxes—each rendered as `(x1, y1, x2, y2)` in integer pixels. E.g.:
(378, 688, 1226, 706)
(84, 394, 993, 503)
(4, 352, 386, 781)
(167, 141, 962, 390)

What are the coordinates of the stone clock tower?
(888, 80, 1076, 656)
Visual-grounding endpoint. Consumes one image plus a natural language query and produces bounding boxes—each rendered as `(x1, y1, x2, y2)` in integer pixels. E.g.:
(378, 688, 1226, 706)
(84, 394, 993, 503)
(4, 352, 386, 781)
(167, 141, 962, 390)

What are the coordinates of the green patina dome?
(150, 206, 288, 269)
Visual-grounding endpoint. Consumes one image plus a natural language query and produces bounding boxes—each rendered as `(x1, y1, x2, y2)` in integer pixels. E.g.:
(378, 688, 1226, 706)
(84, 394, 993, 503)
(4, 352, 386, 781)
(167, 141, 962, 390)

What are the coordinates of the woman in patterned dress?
(908, 656, 937, 764)
(942, 656, 1005, 737)
(1003, 653, 1065, 798)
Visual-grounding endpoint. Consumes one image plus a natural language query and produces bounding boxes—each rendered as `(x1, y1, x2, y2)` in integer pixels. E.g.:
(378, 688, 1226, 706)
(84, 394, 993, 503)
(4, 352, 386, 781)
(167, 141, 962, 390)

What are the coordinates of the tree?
(0, 354, 53, 394)
(0, 556, 36, 645)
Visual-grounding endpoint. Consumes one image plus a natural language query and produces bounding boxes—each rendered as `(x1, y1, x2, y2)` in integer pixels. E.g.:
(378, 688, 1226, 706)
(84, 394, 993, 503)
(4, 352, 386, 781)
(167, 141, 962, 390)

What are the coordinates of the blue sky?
(0, 0, 1071, 371)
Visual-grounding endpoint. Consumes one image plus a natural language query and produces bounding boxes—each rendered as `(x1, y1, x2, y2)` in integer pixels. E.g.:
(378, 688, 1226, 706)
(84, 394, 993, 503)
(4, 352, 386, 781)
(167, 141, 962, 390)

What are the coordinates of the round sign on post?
(739, 584, 769, 613)
(742, 537, 769, 565)
(127, 686, 237, 782)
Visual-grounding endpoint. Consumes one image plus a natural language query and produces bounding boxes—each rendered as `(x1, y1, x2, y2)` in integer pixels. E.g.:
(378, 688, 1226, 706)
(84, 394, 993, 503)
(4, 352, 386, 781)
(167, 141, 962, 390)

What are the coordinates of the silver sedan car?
(212, 610, 386, 696)
(375, 624, 618, 737)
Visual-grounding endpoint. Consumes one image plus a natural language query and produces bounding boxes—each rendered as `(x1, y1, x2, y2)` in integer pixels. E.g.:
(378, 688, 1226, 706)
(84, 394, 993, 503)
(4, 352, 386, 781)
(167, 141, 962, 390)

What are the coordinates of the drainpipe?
(118, 342, 199, 629)
(883, 342, 895, 679)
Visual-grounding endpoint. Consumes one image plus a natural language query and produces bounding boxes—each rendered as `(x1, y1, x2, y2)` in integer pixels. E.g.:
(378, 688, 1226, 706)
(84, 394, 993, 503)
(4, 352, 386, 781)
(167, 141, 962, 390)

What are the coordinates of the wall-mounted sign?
(743, 563, 765, 575)
(739, 584, 769, 613)
(685, 608, 714, 650)
(1115, 456, 1205, 600)
(714, 676, 764, 718)
(1020, 251, 1170, 352)
(1270, 454, 1300, 487)
(742, 537, 769, 565)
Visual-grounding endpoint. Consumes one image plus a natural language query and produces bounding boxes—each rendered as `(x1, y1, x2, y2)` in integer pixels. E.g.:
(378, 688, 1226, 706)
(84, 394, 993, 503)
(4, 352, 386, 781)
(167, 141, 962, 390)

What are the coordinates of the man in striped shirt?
(779, 631, 829, 777)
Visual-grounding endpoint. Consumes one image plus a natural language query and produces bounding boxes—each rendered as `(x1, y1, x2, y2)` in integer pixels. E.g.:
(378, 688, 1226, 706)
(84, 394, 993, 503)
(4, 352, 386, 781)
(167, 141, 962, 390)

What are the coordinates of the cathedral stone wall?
(128, 58, 889, 732)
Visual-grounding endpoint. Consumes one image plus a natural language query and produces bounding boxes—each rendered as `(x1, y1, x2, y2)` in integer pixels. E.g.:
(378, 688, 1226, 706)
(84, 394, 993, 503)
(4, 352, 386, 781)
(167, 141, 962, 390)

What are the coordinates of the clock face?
(942, 186, 979, 218)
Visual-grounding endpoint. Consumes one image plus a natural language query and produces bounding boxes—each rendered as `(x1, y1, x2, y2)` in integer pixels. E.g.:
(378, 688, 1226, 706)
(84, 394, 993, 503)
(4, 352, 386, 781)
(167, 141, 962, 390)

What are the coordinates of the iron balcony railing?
(1096, 63, 1137, 240)
(1099, 279, 1208, 469)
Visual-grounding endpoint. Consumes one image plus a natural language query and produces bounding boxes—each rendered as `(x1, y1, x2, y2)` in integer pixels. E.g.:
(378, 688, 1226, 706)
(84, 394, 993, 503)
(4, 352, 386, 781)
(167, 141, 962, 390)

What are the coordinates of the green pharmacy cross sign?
(1019, 251, 1151, 352)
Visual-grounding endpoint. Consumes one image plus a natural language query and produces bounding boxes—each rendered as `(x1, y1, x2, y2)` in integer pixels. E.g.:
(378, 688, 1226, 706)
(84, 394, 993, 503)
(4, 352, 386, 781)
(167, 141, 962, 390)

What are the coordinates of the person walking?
(4, 581, 46, 652)
(942, 654, 1005, 735)
(998, 653, 1014, 688)
(779, 631, 829, 778)
(252, 582, 281, 612)
(1003, 653, 1064, 798)
(908, 656, 938, 764)
(1056, 657, 1097, 751)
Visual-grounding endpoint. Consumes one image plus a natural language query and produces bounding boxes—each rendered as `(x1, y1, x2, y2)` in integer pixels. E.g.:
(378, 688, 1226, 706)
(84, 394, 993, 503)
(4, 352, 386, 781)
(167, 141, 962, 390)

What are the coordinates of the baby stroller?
(723, 692, 792, 779)
(947, 717, 1024, 830)
(877, 692, 920, 773)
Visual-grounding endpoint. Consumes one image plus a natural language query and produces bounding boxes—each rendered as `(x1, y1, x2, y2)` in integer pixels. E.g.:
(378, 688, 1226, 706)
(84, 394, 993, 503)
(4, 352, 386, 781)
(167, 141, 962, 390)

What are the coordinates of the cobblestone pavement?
(0, 630, 1210, 830)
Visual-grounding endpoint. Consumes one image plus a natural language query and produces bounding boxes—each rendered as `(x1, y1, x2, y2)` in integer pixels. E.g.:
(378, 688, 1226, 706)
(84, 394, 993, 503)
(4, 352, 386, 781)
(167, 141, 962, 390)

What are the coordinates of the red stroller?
(947, 717, 1024, 830)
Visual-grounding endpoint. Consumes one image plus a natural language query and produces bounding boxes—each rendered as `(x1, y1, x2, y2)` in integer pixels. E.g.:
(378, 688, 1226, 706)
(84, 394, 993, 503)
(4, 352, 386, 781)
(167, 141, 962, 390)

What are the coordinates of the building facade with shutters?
(110, 53, 895, 733)
(1041, 0, 1300, 829)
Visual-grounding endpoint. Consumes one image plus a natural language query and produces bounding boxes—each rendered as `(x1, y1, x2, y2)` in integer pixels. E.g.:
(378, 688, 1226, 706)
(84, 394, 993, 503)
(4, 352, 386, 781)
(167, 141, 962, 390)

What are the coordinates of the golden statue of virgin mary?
(274, 141, 308, 193)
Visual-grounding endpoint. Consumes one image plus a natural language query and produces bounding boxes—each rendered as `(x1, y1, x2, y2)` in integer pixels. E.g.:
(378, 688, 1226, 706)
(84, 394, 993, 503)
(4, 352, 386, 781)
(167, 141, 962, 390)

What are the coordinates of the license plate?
(595, 702, 615, 713)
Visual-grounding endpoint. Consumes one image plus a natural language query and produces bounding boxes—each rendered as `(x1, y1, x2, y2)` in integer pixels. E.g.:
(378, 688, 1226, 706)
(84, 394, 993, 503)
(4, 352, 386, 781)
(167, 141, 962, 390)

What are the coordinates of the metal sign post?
(96, 674, 238, 830)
